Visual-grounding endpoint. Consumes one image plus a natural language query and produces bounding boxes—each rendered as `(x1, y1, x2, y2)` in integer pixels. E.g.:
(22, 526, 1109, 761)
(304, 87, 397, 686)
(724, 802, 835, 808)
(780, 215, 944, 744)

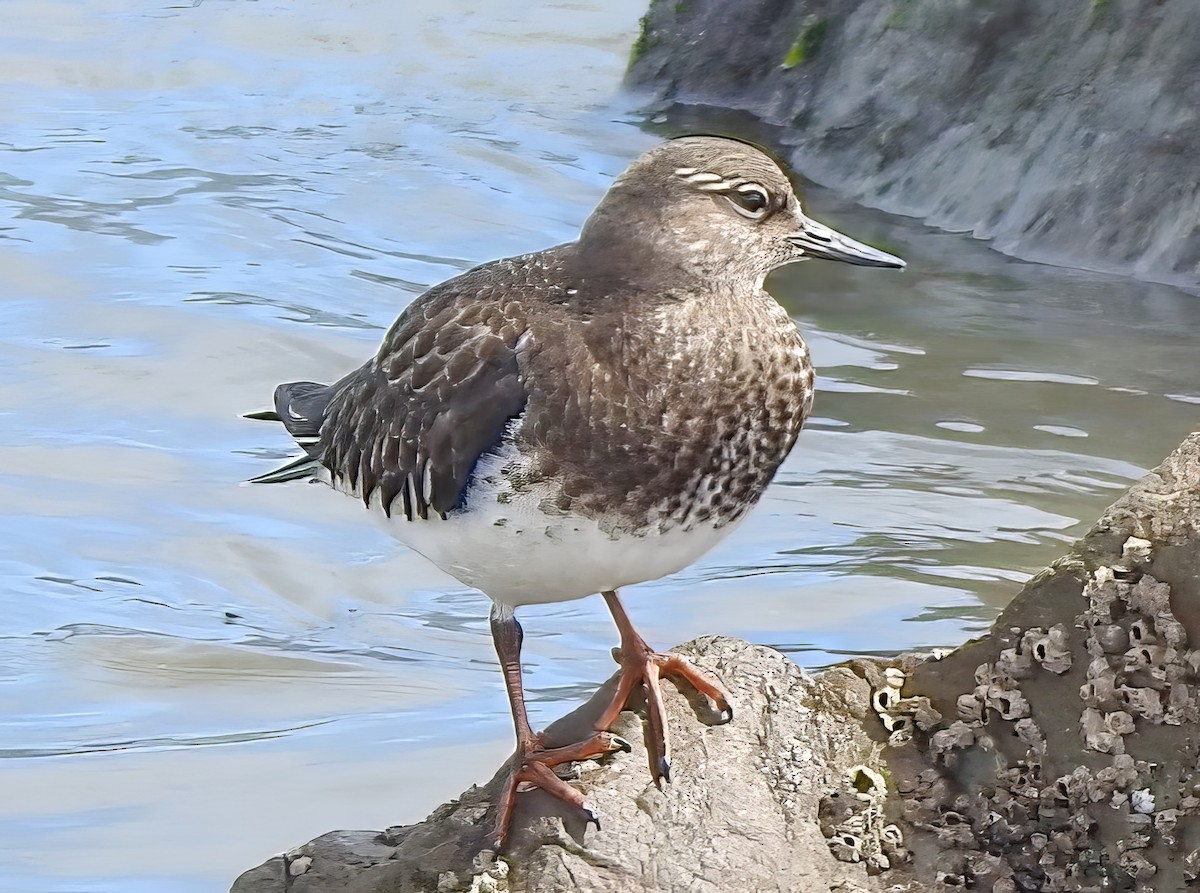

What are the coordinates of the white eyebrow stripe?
(674, 166, 698, 176)
(682, 171, 724, 184)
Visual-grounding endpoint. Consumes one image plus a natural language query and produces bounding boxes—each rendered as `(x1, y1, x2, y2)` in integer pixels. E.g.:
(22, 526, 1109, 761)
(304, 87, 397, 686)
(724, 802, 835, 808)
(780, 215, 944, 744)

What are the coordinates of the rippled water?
(1, 2, 1198, 891)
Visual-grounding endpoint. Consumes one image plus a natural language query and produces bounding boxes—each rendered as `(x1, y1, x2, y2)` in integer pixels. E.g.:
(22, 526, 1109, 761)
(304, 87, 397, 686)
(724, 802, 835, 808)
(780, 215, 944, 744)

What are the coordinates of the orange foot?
(604, 639, 733, 783)
(597, 590, 733, 785)
(490, 731, 631, 849)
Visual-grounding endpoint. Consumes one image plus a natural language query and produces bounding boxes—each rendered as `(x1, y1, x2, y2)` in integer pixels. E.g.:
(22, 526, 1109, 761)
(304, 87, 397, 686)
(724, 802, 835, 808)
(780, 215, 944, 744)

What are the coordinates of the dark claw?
(583, 804, 601, 831)
(659, 755, 672, 783)
(611, 735, 632, 753)
(719, 705, 733, 724)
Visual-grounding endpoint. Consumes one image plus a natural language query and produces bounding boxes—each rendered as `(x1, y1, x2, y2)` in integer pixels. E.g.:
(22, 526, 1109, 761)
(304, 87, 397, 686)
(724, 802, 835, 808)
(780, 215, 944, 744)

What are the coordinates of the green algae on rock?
(781, 16, 828, 69)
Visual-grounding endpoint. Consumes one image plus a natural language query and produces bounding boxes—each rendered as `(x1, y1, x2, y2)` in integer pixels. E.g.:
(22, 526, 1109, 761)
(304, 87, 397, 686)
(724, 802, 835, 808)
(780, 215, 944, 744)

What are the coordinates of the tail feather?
(247, 453, 321, 485)
(246, 379, 335, 485)
(273, 381, 333, 441)
(243, 409, 281, 421)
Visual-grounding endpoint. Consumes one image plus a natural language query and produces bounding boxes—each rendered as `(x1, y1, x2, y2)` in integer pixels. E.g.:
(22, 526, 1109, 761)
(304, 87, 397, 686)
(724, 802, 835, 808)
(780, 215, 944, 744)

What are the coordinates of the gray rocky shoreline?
(625, 0, 1200, 289)
(232, 433, 1200, 892)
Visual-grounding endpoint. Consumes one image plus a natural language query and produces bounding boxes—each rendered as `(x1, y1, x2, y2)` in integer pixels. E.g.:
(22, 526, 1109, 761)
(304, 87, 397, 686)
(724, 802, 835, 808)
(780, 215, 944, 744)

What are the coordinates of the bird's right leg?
(488, 602, 630, 848)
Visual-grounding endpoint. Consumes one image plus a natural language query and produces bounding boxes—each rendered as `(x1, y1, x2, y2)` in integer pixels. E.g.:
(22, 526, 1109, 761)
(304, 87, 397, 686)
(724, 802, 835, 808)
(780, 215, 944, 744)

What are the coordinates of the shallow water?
(0, 2, 1197, 891)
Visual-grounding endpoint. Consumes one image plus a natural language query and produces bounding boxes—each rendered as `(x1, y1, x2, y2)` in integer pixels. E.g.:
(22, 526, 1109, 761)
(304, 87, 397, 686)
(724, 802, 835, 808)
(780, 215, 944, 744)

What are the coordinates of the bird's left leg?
(488, 602, 630, 848)
(592, 589, 732, 785)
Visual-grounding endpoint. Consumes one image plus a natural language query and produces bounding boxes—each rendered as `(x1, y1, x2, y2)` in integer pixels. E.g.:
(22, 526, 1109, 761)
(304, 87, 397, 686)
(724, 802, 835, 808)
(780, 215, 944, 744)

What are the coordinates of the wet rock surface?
(230, 433, 1200, 892)
(626, 0, 1200, 287)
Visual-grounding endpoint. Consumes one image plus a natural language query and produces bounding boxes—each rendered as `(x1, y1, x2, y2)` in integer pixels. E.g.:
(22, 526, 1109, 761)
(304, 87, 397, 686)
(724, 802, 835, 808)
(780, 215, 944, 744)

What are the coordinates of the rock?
(626, 0, 1200, 287)
(900, 432, 1200, 889)
(232, 433, 1200, 892)
(230, 638, 913, 893)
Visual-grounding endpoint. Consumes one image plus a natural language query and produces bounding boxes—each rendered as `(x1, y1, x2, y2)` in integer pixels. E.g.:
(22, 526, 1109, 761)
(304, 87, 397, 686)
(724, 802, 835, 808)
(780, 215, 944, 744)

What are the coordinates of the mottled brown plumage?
(312, 240, 811, 533)
(251, 135, 904, 848)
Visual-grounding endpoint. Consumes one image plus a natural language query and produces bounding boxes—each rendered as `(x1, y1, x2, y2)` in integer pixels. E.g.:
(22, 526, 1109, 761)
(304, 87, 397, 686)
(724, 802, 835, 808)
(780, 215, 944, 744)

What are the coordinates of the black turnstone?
(248, 135, 904, 846)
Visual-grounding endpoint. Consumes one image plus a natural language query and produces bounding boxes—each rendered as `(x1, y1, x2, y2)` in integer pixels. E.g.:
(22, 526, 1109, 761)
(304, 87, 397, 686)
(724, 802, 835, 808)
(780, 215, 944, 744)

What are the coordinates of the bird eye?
(727, 186, 770, 219)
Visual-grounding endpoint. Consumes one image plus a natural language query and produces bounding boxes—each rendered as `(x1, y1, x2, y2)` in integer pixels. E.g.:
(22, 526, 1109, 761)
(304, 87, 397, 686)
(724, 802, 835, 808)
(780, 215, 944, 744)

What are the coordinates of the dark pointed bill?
(788, 217, 906, 268)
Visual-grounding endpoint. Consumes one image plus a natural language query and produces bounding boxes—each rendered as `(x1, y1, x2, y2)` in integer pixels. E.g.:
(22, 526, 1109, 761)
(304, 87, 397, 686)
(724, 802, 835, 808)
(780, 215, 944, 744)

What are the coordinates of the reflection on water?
(0, 1, 1197, 891)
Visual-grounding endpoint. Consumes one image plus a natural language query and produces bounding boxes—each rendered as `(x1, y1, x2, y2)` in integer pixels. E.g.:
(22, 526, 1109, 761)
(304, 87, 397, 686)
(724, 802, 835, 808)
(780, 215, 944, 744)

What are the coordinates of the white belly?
(348, 445, 744, 607)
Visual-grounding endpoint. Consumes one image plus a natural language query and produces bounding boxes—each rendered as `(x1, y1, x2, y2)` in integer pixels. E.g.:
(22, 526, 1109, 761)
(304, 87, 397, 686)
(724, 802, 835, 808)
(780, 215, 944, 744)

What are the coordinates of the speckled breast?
(516, 288, 814, 536)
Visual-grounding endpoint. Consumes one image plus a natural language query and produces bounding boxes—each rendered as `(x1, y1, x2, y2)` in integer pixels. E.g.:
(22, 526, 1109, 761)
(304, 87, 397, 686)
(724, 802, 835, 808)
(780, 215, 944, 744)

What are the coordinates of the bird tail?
(245, 379, 334, 484)
(247, 452, 321, 485)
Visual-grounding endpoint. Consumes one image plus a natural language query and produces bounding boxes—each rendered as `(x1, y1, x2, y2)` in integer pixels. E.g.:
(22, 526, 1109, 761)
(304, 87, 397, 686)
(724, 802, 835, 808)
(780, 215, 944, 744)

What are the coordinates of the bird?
(247, 135, 904, 848)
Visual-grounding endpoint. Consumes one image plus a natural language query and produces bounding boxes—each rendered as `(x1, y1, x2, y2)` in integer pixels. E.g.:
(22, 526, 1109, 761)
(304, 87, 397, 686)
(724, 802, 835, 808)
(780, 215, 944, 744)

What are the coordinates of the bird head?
(579, 135, 904, 289)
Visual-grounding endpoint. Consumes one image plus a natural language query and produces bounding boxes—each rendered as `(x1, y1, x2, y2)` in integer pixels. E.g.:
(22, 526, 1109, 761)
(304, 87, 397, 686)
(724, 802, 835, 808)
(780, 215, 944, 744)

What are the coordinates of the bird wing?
(317, 270, 533, 521)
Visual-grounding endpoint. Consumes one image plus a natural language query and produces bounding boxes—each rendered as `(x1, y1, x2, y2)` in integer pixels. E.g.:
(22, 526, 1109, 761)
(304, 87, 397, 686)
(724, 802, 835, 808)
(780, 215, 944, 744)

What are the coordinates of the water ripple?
(1, 722, 331, 761)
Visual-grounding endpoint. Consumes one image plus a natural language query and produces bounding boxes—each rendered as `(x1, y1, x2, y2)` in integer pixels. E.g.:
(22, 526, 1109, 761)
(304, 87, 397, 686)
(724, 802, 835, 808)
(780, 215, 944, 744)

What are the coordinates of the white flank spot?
(421, 456, 434, 503)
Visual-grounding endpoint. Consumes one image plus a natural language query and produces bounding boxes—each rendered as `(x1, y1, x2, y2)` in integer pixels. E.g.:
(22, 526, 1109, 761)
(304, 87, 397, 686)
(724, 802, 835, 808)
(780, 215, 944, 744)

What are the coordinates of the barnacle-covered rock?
(1118, 849, 1157, 880)
(891, 433, 1200, 892)
(865, 661, 943, 746)
(1117, 685, 1165, 723)
(955, 692, 982, 722)
(995, 644, 1033, 680)
(1029, 625, 1073, 675)
(987, 685, 1030, 721)
(823, 765, 903, 875)
(930, 721, 975, 761)
(829, 831, 864, 864)
(1128, 575, 1172, 616)
(1185, 847, 1200, 882)
(1122, 536, 1154, 566)
(1079, 673, 1120, 711)
(1093, 622, 1129, 655)
(1130, 788, 1156, 815)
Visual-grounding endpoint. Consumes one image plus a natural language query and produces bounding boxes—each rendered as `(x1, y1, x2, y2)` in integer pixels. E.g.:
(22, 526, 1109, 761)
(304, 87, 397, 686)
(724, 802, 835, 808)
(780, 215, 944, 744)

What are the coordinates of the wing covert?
(320, 293, 529, 521)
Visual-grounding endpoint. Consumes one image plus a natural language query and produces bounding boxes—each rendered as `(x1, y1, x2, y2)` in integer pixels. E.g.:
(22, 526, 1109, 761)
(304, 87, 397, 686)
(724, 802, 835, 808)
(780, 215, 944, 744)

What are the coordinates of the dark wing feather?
(272, 380, 334, 455)
(319, 274, 531, 520)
